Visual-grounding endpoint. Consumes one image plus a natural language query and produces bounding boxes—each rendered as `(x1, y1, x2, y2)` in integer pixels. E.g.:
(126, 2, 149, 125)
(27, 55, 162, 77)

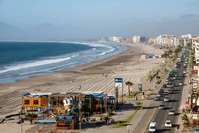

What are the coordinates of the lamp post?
(103, 74, 108, 116)
(78, 85, 82, 132)
(18, 109, 22, 133)
(122, 80, 124, 104)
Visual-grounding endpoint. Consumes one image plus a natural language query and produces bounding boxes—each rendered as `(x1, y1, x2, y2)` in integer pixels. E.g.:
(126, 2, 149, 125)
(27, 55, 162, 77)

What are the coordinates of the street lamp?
(78, 85, 82, 132)
(18, 109, 22, 133)
(103, 74, 108, 116)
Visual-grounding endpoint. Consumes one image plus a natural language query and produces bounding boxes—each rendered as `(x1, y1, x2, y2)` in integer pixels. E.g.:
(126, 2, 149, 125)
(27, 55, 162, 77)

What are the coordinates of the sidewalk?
(176, 70, 192, 133)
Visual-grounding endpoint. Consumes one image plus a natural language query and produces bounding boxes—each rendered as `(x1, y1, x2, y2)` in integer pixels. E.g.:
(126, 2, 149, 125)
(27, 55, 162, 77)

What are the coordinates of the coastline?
(0, 43, 164, 116)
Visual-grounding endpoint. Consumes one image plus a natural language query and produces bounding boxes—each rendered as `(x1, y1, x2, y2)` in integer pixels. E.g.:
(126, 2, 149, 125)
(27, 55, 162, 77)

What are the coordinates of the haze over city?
(0, 0, 199, 41)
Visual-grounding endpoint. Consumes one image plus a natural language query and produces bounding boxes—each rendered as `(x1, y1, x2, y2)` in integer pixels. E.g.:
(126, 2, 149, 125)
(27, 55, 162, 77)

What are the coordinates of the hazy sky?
(0, 0, 199, 40)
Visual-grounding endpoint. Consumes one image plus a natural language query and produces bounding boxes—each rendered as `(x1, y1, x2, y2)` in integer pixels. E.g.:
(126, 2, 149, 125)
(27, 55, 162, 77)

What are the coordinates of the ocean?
(0, 41, 127, 84)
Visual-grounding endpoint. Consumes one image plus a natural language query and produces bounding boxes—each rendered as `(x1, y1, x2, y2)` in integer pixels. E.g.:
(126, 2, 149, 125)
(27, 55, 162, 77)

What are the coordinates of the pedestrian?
(136, 95, 138, 100)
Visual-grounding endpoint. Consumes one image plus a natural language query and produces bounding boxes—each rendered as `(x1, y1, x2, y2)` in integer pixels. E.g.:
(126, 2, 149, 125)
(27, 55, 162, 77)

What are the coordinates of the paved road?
(143, 50, 190, 133)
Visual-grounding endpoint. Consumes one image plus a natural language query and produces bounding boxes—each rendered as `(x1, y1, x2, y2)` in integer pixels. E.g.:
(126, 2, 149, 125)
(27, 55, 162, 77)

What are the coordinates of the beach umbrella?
(180, 103, 190, 109)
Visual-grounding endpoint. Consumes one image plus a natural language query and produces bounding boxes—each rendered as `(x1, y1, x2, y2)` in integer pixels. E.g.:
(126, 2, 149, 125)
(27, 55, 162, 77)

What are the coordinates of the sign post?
(114, 78, 123, 106)
(138, 84, 142, 91)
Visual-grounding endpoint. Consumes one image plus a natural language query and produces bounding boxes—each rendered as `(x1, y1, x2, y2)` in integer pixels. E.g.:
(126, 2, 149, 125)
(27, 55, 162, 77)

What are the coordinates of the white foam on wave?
(0, 41, 127, 83)
(98, 48, 115, 56)
(20, 61, 78, 76)
(0, 54, 79, 74)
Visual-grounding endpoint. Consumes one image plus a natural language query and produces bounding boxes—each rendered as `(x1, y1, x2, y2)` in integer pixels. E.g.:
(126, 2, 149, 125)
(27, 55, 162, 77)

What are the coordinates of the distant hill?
(0, 22, 73, 41)
(0, 21, 28, 40)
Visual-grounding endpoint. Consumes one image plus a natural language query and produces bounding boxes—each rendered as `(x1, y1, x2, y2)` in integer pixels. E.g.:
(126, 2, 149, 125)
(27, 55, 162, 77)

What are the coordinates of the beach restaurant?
(22, 92, 51, 113)
(22, 91, 116, 116)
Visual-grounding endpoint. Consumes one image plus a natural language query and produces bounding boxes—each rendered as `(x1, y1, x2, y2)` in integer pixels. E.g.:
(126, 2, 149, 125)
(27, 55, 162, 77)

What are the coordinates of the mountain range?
(0, 16, 199, 41)
(0, 21, 78, 41)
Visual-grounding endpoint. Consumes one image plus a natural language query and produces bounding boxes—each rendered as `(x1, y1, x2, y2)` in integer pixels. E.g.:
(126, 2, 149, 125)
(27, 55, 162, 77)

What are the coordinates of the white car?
(158, 104, 165, 109)
(183, 70, 186, 74)
(164, 96, 170, 102)
(149, 122, 157, 132)
(179, 82, 183, 86)
(165, 120, 172, 127)
(168, 109, 175, 115)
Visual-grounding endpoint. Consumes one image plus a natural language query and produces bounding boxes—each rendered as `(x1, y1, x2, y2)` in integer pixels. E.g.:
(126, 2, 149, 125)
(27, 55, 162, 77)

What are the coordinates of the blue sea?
(0, 41, 127, 84)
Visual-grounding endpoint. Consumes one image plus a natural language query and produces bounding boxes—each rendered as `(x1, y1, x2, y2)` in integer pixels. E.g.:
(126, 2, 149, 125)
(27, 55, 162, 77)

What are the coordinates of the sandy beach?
(0, 43, 165, 133)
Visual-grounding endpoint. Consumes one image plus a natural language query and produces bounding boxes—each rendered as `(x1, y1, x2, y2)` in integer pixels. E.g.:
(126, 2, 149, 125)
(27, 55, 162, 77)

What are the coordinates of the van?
(149, 122, 157, 132)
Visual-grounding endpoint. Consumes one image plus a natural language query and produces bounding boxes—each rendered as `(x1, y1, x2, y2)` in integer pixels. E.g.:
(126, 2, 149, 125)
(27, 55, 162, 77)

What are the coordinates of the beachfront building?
(147, 37, 156, 45)
(100, 36, 123, 42)
(108, 36, 123, 42)
(194, 41, 199, 64)
(132, 36, 140, 43)
(179, 34, 192, 47)
(22, 92, 51, 113)
(192, 36, 199, 50)
(156, 35, 175, 47)
(132, 36, 146, 44)
(173, 37, 180, 47)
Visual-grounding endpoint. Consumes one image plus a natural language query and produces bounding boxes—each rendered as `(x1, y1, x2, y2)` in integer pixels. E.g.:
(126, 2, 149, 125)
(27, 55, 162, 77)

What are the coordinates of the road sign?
(138, 84, 142, 91)
(115, 78, 123, 87)
(115, 82, 122, 87)
(115, 78, 123, 83)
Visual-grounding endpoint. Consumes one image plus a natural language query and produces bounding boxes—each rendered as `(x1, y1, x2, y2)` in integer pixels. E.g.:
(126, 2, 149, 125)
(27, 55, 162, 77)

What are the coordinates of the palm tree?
(125, 81, 133, 96)
(26, 113, 38, 124)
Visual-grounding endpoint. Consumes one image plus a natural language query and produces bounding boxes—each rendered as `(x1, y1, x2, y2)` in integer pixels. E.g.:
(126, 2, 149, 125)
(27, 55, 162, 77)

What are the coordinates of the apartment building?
(195, 41, 199, 63)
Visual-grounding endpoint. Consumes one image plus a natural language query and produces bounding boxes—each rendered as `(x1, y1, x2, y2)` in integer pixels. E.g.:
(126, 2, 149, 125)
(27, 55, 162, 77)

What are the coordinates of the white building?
(156, 35, 163, 45)
(108, 36, 122, 42)
(132, 36, 140, 43)
(181, 34, 192, 39)
(195, 41, 199, 63)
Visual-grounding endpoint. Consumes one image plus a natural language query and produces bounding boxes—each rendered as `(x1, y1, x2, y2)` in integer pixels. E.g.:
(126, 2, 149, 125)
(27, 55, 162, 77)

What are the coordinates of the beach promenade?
(80, 64, 164, 133)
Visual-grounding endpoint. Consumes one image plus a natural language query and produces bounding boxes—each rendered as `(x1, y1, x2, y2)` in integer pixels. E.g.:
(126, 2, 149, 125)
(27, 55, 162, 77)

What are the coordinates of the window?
(24, 100, 30, 105)
(33, 100, 39, 105)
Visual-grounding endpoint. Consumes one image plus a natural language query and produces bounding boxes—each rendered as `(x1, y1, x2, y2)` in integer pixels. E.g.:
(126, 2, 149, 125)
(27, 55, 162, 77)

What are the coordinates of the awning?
(37, 120, 56, 123)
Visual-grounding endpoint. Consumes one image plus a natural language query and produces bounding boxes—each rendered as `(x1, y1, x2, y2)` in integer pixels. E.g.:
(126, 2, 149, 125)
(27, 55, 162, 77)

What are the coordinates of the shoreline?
(0, 41, 127, 85)
(0, 43, 164, 116)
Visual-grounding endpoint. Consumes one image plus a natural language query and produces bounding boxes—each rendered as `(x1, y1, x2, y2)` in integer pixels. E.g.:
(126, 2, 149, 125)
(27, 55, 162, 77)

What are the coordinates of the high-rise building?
(132, 36, 140, 43)
(195, 41, 199, 63)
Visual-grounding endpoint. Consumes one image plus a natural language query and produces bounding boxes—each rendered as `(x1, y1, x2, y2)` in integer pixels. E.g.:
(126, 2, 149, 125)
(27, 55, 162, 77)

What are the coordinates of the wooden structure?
(22, 93, 51, 112)
(49, 93, 80, 116)
(81, 93, 115, 114)
(56, 115, 78, 130)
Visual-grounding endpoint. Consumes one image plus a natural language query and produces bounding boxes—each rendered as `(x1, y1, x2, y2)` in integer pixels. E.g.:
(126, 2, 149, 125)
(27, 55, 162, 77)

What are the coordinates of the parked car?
(179, 82, 183, 86)
(154, 96, 160, 101)
(164, 95, 170, 102)
(165, 120, 172, 127)
(159, 88, 164, 93)
(158, 104, 165, 109)
(168, 88, 173, 94)
(157, 92, 162, 97)
(165, 83, 174, 88)
(168, 109, 175, 115)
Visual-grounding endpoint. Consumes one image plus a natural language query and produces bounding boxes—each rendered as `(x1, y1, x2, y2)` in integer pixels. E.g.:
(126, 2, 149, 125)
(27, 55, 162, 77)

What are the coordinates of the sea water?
(0, 41, 127, 83)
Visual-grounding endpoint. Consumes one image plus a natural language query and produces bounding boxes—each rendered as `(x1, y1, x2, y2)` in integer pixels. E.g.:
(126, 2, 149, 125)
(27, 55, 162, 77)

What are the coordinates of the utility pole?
(122, 81, 124, 104)
(78, 85, 81, 132)
(18, 109, 22, 133)
(103, 74, 108, 116)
